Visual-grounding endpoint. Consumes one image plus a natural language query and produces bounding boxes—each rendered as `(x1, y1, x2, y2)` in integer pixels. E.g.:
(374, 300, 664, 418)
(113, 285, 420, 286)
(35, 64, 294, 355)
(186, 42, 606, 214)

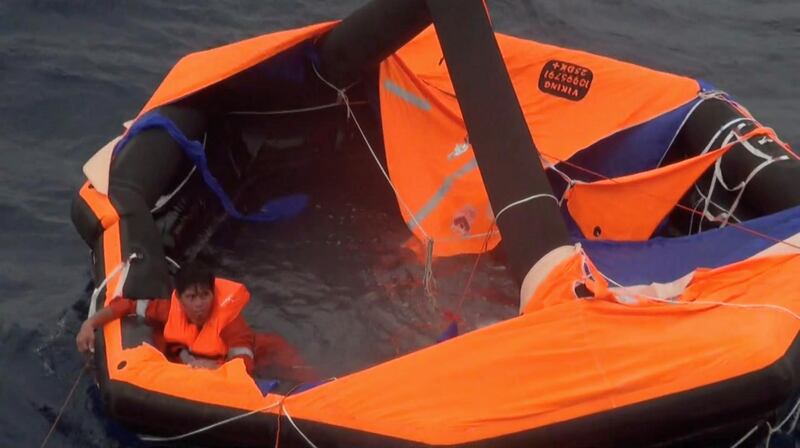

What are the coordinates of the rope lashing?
(311, 63, 439, 297)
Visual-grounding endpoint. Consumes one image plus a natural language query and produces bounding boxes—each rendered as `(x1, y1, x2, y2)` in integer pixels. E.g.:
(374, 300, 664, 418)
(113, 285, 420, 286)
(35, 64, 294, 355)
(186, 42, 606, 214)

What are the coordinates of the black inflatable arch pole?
(317, 0, 432, 88)
(317, 0, 572, 294)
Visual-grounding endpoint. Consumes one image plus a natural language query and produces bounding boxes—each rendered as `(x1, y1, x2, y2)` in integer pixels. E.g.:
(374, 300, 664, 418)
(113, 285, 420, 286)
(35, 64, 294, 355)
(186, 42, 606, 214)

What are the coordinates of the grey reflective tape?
(135, 299, 150, 318)
(407, 159, 478, 231)
(178, 349, 195, 364)
(384, 79, 431, 111)
(227, 346, 254, 360)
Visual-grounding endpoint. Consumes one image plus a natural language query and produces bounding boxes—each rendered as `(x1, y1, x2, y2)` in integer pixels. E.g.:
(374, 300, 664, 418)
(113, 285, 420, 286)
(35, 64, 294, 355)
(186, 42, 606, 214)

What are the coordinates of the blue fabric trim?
(581, 205, 800, 285)
(114, 112, 308, 222)
(697, 79, 716, 92)
(436, 321, 459, 343)
(255, 378, 280, 395)
(252, 40, 316, 86)
(292, 380, 328, 394)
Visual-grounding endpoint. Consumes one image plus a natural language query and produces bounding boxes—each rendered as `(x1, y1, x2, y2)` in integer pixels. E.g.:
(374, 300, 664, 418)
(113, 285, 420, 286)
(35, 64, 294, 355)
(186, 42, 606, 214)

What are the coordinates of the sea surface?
(1, 0, 798, 446)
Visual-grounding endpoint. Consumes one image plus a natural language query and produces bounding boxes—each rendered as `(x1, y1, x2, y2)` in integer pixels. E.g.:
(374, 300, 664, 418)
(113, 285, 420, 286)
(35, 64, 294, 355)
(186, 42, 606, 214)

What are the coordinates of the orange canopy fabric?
(101, 236, 800, 445)
(565, 126, 777, 241)
(380, 26, 700, 256)
(281, 251, 800, 444)
(138, 21, 337, 117)
(380, 55, 499, 257)
(391, 27, 700, 164)
(90, 22, 800, 446)
(566, 147, 729, 241)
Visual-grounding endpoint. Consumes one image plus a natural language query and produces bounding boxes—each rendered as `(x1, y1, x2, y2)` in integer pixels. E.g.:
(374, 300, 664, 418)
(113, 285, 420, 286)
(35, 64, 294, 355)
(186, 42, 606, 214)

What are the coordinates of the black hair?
(174, 264, 214, 295)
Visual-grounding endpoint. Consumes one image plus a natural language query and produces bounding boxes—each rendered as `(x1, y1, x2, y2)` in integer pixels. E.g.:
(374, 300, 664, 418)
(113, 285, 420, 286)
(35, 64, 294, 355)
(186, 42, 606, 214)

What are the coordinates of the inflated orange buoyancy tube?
(278, 249, 800, 445)
(78, 27, 800, 448)
(163, 278, 250, 359)
(380, 27, 700, 256)
(83, 23, 345, 425)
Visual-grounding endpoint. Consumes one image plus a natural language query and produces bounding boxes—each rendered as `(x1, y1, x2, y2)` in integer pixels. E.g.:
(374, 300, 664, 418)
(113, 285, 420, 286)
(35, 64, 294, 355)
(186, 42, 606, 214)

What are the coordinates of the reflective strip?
(178, 348, 195, 364)
(227, 346, 254, 360)
(135, 299, 150, 318)
(407, 159, 478, 231)
(384, 79, 431, 111)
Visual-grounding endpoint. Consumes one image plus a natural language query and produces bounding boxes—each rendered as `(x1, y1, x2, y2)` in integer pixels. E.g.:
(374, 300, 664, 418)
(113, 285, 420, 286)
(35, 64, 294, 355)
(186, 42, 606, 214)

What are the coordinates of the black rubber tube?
(427, 0, 571, 284)
(316, 0, 431, 88)
(665, 98, 800, 232)
(107, 105, 207, 299)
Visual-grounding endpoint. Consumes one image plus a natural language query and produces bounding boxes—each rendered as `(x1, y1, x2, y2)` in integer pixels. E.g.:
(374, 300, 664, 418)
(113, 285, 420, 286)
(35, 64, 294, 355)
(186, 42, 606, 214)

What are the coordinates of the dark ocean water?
(0, 0, 798, 446)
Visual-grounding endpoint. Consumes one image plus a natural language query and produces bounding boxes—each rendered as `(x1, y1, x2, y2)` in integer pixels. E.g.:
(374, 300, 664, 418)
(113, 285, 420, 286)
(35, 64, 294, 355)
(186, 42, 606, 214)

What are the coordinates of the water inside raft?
(178, 107, 519, 379)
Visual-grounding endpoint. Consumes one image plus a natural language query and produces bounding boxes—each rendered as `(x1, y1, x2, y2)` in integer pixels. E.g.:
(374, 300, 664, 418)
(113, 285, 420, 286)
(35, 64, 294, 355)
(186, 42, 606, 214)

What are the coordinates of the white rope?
(491, 193, 561, 231)
(593, 265, 800, 448)
(39, 361, 91, 448)
(311, 63, 439, 296)
(698, 153, 788, 231)
(765, 422, 775, 447)
(312, 65, 567, 244)
(693, 125, 788, 232)
(740, 130, 776, 160)
(310, 63, 431, 242)
(729, 423, 760, 448)
(227, 101, 367, 116)
(689, 184, 742, 234)
(165, 256, 181, 270)
(546, 163, 577, 205)
(717, 155, 789, 228)
(138, 377, 337, 444)
(151, 166, 196, 213)
(599, 269, 800, 322)
(688, 93, 796, 234)
(749, 397, 800, 448)
(139, 399, 284, 442)
(88, 253, 139, 318)
(547, 162, 574, 186)
(687, 195, 701, 235)
(698, 89, 732, 102)
(789, 398, 800, 433)
(774, 396, 800, 434)
(281, 404, 318, 448)
(646, 296, 800, 321)
(111, 258, 133, 300)
(656, 94, 710, 168)
(152, 132, 204, 214)
(701, 118, 753, 157)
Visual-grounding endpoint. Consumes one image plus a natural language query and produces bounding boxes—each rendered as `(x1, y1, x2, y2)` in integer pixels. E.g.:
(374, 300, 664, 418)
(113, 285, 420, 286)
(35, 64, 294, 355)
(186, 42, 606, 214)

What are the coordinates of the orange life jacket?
(163, 278, 250, 358)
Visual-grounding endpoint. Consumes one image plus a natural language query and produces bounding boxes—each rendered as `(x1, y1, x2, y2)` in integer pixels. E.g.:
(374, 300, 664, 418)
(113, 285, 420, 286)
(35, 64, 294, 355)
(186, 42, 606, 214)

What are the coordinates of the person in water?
(76, 264, 312, 379)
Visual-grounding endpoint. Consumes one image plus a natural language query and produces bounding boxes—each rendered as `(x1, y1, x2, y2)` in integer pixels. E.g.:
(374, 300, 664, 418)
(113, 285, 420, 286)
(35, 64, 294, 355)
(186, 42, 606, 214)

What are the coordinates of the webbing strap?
(227, 346, 255, 360)
(113, 112, 307, 222)
(135, 299, 150, 318)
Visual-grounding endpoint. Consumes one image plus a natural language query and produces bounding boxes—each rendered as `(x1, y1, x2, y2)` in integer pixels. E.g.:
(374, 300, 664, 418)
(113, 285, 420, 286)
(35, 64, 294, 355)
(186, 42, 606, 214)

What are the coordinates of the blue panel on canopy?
(556, 98, 701, 182)
(580, 205, 800, 285)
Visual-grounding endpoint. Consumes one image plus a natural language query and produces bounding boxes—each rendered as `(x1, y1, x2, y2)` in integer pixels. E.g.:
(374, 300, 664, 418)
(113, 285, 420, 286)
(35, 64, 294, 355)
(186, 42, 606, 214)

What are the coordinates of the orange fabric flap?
(138, 21, 337, 116)
(280, 252, 800, 445)
(380, 54, 499, 257)
(392, 26, 700, 164)
(109, 343, 268, 411)
(380, 26, 699, 257)
(566, 146, 729, 241)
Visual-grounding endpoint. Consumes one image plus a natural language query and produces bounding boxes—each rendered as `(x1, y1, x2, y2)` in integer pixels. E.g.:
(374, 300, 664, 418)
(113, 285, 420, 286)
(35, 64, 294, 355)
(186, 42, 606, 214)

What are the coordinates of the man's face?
(178, 283, 214, 326)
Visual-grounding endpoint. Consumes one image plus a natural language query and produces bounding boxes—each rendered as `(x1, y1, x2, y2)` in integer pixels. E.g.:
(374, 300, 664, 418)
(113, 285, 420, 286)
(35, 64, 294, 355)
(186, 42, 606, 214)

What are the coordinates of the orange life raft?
(71, 2, 800, 447)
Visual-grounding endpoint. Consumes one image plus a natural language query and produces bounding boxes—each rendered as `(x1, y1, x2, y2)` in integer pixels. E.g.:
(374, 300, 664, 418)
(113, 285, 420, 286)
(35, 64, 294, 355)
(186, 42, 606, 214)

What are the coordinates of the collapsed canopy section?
(139, 21, 338, 117)
(379, 26, 700, 255)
